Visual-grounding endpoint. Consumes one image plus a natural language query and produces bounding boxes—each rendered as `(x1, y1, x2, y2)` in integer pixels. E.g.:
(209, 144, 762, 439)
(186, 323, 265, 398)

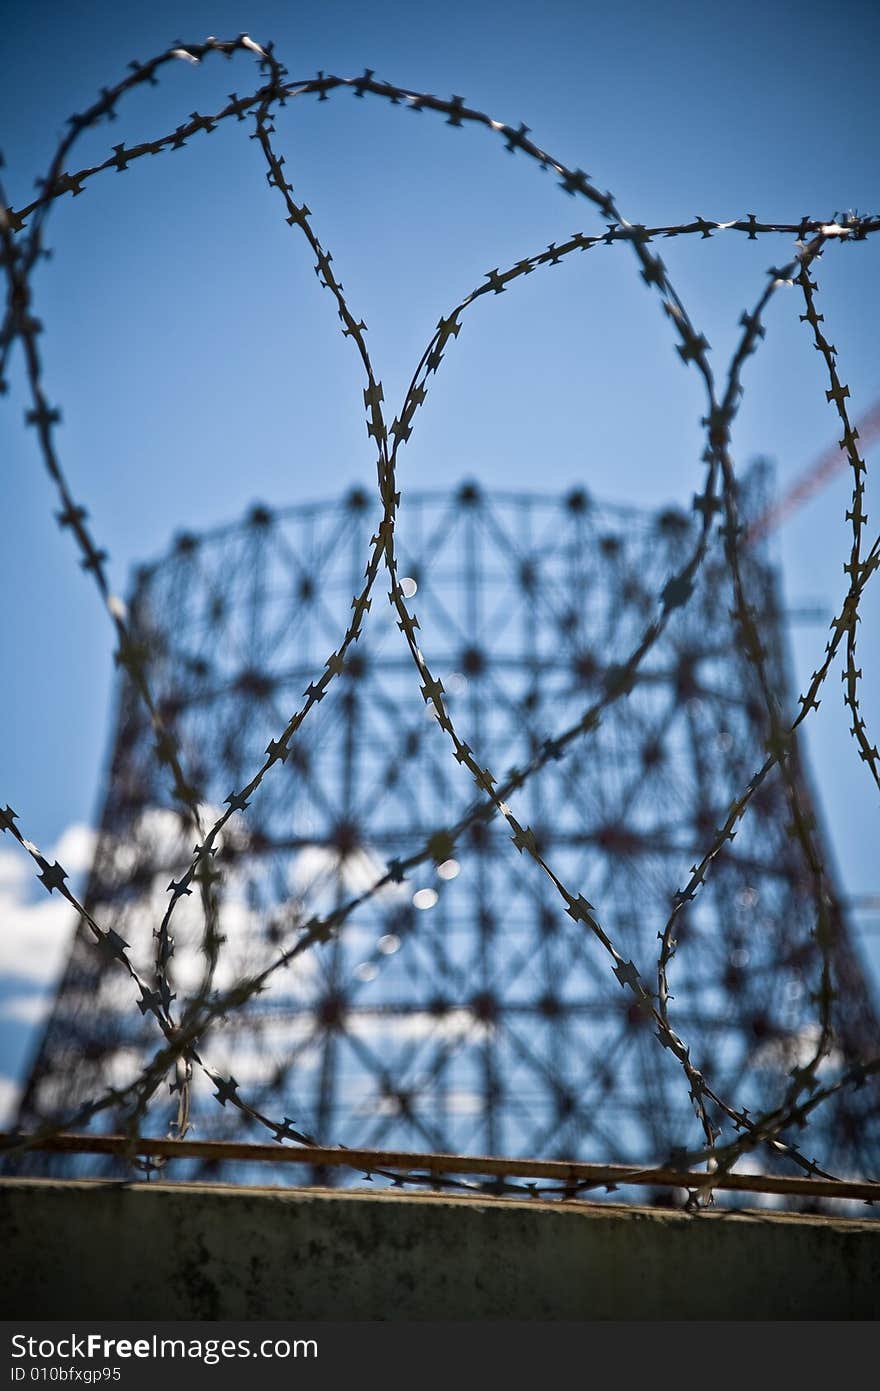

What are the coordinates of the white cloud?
(0, 828, 88, 986)
(752, 1025, 844, 1075)
(291, 844, 408, 903)
(0, 824, 96, 1119)
(0, 817, 420, 1124)
(347, 1007, 481, 1044)
(0, 1075, 21, 1128)
(0, 992, 52, 1026)
(0, 844, 31, 894)
(50, 823, 97, 876)
(0, 862, 81, 984)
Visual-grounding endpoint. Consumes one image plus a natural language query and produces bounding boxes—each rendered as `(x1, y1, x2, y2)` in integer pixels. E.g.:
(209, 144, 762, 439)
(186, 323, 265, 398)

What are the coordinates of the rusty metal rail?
(2, 1132, 878, 1204)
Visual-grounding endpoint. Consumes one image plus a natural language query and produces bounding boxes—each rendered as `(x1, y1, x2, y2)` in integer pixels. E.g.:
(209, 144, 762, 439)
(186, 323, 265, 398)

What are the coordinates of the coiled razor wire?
(1, 35, 879, 1208)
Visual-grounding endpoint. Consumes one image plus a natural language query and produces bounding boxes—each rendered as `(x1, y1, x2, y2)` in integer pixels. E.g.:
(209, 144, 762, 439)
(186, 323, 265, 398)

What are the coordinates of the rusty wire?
(1, 34, 879, 1208)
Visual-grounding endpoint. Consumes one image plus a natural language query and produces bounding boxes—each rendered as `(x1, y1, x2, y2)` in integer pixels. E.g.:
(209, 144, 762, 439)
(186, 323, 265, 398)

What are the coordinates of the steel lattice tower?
(15, 475, 880, 1186)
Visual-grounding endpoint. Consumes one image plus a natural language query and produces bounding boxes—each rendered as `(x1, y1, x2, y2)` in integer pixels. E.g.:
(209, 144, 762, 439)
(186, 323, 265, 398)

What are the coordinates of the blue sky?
(1, 0, 879, 1118)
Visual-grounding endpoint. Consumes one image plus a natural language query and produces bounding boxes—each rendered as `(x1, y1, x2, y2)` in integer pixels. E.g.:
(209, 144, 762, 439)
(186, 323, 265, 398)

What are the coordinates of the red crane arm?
(746, 397, 880, 543)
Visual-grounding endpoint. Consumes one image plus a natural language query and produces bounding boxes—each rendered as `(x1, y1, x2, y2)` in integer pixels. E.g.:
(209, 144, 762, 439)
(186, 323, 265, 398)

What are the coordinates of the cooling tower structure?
(15, 474, 880, 1186)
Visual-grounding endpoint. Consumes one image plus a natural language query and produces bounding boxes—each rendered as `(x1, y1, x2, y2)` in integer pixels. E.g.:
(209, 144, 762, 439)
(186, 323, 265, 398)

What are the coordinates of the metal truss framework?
(16, 479, 880, 1186)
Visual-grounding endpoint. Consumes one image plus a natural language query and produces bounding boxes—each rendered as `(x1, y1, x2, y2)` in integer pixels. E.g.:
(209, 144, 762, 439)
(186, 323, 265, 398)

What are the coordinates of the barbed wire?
(1, 34, 879, 1208)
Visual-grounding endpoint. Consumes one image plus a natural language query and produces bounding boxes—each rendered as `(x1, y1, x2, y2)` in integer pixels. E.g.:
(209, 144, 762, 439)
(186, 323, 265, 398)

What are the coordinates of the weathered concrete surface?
(1, 1179, 877, 1320)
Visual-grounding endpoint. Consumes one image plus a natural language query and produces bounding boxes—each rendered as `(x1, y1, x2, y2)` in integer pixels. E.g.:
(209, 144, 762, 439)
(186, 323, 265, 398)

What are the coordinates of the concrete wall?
(1, 1178, 878, 1320)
